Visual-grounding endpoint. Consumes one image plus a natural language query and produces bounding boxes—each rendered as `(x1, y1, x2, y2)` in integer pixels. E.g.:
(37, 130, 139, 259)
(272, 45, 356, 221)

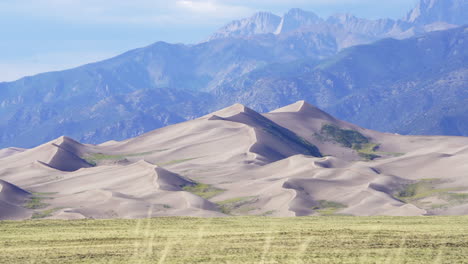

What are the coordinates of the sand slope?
(1, 101, 468, 219)
(0, 179, 31, 220)
(0, 147, 25, 159)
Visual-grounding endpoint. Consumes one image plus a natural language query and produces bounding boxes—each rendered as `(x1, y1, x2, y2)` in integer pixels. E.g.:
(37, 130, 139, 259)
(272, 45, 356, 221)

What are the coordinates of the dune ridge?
(1, 101, 468, 219)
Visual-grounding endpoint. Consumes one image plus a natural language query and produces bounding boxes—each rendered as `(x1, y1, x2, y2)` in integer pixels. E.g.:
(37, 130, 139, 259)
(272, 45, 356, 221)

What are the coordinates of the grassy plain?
(1, 216, 468, 263)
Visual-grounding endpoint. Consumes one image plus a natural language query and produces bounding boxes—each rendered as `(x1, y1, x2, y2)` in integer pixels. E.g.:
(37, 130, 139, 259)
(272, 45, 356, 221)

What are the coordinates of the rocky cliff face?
(207, 12, 281, 41)
(405, 0, 468, 25)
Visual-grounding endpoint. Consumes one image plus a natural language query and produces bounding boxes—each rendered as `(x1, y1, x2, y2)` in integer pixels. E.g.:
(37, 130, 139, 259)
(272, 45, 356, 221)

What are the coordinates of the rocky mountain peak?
(275, 8, 323, 34)
(405, 0, 468, 25)
(207, 11, 281, 41)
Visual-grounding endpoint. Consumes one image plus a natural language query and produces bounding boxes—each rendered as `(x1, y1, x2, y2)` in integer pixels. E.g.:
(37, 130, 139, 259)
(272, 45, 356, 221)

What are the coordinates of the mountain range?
(2, 101, 468, 220)
(0, 0, 467, 148)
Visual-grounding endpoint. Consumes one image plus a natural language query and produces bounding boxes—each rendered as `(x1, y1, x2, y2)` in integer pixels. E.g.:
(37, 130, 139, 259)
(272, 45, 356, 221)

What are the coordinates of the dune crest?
(270, 100, 337, 121)
(207, 103, 251, 118)
(0, 147, 25, 159)
(2, 101, 468, 219)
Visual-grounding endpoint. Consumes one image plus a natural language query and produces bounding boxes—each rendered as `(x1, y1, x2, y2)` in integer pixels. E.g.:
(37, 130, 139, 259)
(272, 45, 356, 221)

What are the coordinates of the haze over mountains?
(0, 0, 467, 149)
(2, 102, 468, 220)
(405, 0, 468, 25)
(208, 1, 464, 46)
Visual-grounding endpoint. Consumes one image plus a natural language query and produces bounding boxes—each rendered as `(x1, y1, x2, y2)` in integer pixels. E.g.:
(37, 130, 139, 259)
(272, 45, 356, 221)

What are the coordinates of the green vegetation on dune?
(24, 192, 56, 210)
(82, 149, 168, 166)
(216, 196, 258, 215)
(312, 200, 347, 216)
(82, 150, 199, 168)
(24, 196, 48, 209)
(25, 192, 60, 219)
(319, 124, 404, 160)
(83, 153, 126, 164)
(31, 192, 58, 196)
(157, 157, 199, 166)
(320, 124, 369, 148)
(395, 179, 466, 204)
(31, 208, 62, 219)
(353, 143, 382, 161)
(1, 217, 468, 263)
(182, 183, 224, 200)
(446, 192, 468, 202)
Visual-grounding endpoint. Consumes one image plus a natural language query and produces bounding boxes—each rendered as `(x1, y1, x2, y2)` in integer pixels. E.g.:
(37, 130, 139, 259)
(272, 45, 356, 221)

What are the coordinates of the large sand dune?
(0, 179, 31, 220)
(1, 101, 468, 219)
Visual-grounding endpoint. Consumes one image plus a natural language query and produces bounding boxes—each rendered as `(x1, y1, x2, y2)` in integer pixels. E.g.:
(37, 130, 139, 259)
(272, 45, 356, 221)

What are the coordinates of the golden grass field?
(1, 216, 468, 263)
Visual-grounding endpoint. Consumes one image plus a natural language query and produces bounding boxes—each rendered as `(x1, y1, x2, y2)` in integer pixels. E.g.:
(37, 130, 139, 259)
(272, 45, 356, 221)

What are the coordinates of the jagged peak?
(251, 11, 280, 19)
(207, 11, 281, 41)
(229, 11, 280, 23)
(222, 11, 280, 27)
(404, 0, 467, 25)
(285, 8, 319, 18)
(275, 8, 323, 34)
(327, 13, 358, 23)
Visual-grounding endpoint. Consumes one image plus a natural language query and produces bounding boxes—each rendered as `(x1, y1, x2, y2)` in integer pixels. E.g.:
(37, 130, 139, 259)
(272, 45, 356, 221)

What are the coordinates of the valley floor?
(1, 216, 467, 263)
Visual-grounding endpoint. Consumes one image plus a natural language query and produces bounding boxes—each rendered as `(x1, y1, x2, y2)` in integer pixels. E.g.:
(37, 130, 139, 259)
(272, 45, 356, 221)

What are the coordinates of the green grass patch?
(320, 124, 369, 148)
(31, 208, 62, 219)
(182, 183, 224, 200)
(158, 157, 198, 166)
(82, 154, 126, 165)
(377, 151, 405, 157)
(216, 196, 258, 215)
(319, 124, 380, 160)
(24, 196, 49, 210)
(260, 210, 276, 216)
(31, 192, 58, 196)
(2, 216, 468, 263)
(24, 192, 57, 210)
(354, 143, 379, 153)
(355, 143, 405, 160)
(446, 192, 468, 201)
(357, 152, 381, 161)
(395, 179, 464, 203)
(312, 200, 347, 216)
(319, 124, 404, 161)
(82, 149, 168, 166)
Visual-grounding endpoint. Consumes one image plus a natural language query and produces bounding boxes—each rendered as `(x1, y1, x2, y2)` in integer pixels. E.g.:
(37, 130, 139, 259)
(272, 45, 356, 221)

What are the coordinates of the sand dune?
(0, 136, 91, 172)
(1, 101, 468, 219)
(0, 147, 25, 159)
(0, 179, 31, 220)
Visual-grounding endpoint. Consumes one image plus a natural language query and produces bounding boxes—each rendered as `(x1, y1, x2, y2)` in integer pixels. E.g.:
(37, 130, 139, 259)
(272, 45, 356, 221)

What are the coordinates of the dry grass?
(1, 216, 468, 263)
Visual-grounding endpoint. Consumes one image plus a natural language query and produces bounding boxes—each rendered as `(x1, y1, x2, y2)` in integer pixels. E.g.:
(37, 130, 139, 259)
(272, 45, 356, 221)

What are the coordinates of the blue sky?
(0, 0, 418, 82)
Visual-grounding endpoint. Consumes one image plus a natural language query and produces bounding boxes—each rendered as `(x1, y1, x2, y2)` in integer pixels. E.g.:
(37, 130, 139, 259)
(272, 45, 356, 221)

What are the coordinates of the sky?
(0, 0, 418, 82)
